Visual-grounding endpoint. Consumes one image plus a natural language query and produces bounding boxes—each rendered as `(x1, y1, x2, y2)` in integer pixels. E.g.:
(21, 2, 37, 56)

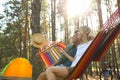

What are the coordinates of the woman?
(37, 26, 95, 80)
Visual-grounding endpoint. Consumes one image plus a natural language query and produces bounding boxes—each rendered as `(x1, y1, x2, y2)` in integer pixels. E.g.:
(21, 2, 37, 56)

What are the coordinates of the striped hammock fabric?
(66, 23, 120, 80)
(37, 42, 66, 68)
(66, 6, 120, 80)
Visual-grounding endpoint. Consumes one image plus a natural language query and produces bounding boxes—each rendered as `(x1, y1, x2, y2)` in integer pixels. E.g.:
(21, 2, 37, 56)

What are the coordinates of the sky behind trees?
(0, 0, 9, 14)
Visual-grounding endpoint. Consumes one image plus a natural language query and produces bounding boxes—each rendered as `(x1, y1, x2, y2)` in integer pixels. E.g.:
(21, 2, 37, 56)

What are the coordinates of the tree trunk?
(31, 0, 42, 79)
(117, 0, 120, 6)
(22, 0, 30, 59)
(51, 0, 56, 41)
(31, 0, 42, 33)
(64, 0, 68, 44)
(97, 0, 103, 28)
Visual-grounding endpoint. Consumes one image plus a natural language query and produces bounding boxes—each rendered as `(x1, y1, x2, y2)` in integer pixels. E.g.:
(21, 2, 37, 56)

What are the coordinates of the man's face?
(72, 32, 82, 43)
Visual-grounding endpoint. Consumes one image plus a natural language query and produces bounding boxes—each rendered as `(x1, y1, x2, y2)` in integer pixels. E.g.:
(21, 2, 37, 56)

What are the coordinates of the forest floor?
(76, 74, 118, 80)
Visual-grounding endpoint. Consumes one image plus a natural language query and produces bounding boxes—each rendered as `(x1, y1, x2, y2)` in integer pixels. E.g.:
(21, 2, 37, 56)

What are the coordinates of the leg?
(45, 66, 69, 80)
(37, 72, 47, 80)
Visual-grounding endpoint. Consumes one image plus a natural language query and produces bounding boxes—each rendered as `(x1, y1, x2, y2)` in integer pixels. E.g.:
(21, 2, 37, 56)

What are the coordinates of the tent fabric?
(0, 58, 32, 80)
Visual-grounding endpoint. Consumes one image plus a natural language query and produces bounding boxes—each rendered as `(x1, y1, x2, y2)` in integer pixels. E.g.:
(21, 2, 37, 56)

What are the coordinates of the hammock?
(65, 6, 120, 80)
(36, 42, 66, 68)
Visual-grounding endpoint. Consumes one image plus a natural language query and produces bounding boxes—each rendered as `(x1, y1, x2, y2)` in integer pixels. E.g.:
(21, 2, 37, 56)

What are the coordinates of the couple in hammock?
(37, 26, 95, 80)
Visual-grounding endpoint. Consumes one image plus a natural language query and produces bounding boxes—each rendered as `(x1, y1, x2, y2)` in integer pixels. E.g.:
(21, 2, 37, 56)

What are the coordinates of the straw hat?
(31, 33, 47, 48)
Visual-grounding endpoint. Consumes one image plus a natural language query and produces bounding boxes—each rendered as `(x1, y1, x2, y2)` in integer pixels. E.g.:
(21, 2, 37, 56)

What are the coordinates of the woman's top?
(71, 40, 92, 67)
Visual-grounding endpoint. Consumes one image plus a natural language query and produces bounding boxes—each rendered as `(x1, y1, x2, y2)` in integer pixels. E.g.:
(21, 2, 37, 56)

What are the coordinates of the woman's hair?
(79, 26, 94, 42)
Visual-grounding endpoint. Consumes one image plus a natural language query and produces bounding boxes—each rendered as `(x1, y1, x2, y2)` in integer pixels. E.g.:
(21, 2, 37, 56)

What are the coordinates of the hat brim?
(31, 33, 47, 48)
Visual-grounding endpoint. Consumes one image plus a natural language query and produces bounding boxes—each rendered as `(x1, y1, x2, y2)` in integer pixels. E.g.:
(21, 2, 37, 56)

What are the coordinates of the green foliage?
(0, 0, 26, 58)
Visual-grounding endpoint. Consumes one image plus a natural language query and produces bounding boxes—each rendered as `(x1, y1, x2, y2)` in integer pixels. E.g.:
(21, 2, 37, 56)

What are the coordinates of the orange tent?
(1, 57, 32, 79)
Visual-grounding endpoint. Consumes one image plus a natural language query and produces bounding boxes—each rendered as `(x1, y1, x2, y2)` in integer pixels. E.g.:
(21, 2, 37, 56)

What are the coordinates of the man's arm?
(53, 54, 68, 66)
(53, 45, 74, 66)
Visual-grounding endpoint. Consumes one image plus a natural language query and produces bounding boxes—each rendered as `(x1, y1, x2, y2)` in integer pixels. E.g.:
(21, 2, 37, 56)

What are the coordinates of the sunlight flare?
(66, 0, 91, 17)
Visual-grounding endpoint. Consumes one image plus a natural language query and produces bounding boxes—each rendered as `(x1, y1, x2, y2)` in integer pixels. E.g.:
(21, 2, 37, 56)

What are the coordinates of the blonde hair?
(79, 26, 93, 43)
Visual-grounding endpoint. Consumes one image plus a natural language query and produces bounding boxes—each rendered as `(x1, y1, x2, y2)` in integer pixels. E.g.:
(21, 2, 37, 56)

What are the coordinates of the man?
(53, 31, 79, 67)
(37, 30, 81, 80)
